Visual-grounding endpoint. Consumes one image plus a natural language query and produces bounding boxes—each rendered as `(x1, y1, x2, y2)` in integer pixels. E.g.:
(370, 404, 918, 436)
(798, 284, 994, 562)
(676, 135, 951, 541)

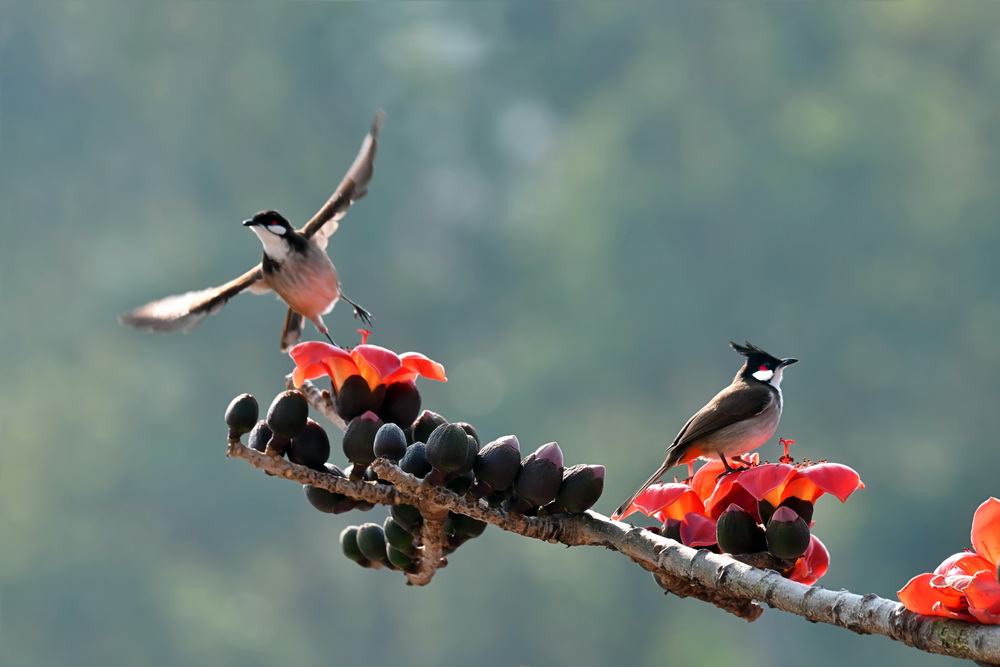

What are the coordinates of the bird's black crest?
(730, 340, 779, 361)
(249, 210, 292, 227)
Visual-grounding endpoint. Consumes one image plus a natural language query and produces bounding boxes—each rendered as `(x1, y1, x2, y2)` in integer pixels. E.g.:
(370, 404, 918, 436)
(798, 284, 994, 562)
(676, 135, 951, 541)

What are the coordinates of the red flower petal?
(729, 463, 797, 506)
(689, 455, 759, 501)
(788, 534, 830, 585)
(350, 345, 403, 390)
(930, 602, 978, 622)
(383, 352, 448, 385)
(703, 484, 761, 521)
(966, 571, 1000, 624)
(793, 463, 864, 503)
(679, 512, 718, 548)
(400, 352, 448, 381)
(972, 498, 1000, 567)
(935, 551, 993, 577)
(701, 474, 742, 514)
(898, 571, 974, 620)
(690, 459, 730, 501)
(899, 573, 952, 616)
(288, 341, 354, 387)
(628, 484, 705, 521)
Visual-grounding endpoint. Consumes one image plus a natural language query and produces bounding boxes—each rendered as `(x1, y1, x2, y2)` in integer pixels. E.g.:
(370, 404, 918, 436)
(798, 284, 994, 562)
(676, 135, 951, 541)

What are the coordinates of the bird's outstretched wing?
(299, 110, 384, 250)
(119, 265, 264, 333)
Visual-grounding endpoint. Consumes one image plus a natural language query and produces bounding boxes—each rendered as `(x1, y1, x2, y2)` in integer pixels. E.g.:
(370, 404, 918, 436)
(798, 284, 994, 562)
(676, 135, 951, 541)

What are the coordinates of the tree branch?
(222, 378, 1000, 664)
(225, 436, 1000, 663)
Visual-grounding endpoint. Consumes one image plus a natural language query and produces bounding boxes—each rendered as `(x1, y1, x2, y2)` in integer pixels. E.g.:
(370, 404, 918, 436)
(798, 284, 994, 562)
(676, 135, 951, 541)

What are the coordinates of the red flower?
(619, 483, 718, 548)
(618, 454, 862, 585)
(625, 483, 704, 521)
(704, 461, 864, 518)
(898, 498, 1000, 623)
(289, 341, 447, 391)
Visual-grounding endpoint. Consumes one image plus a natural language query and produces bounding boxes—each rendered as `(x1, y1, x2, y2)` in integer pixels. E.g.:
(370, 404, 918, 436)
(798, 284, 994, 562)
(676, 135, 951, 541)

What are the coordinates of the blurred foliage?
(3, 1, 1000, 666)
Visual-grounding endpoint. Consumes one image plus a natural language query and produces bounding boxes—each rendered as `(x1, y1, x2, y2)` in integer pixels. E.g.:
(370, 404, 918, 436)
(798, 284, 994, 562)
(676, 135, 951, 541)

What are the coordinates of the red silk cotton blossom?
(898, 498, 1000, 624)
(289, 341, 447, 391)
(617, 455, 862, 585)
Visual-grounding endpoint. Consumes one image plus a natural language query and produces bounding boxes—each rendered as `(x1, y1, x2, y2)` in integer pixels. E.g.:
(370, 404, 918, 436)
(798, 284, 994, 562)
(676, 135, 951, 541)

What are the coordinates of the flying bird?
(120, 112, 384, 351)
(612, 341, 798, 520)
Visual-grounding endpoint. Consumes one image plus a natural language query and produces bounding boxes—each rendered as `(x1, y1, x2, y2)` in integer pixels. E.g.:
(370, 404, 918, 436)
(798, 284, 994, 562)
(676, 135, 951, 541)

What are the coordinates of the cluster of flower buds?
(372, 410, 606, 517)
(227, 338, 604, 577)
(715, 501, 811, 560)
(226, 390, 373, 513)
(338, 505, 489, 573)
(617, 453, 863, 584)
(227, 389, 605, 572)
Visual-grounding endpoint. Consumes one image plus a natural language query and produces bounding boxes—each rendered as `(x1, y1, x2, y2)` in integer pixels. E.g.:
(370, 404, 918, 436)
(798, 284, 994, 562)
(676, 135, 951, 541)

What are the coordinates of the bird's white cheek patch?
(267, 224, 287, 235)
(752, 369, 774, 382)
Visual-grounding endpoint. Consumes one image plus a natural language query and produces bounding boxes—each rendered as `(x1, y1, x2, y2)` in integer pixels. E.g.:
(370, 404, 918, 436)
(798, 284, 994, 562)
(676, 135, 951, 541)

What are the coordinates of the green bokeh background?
(3, 2, 998, 666)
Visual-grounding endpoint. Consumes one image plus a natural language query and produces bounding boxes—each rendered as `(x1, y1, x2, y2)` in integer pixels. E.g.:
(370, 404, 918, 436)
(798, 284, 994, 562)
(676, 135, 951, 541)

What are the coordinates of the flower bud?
(513, 443, 564, 509)
(247, 420, 273, 453)
(444, 512, 488, 539)
(716, 503, 767, 555)
(765, 506, 811, 560)
(555, 464, 606, 514)
(389, 504, 423, 534)
(340, 526, 369, 566)
(384, 517, 417, 556)
(225, 393, 259, 439)
(426, 423, 473, 478)
(287, 419, 331, 470)
(386, 545, 415, 572)
(454, 421, 480, 446)
(303, 463, 348, 513)
(757, 499, 776, 526)
(372, 423, 408, 462)
(661, 518, 682, 542)
(335, 375, 385, 422)
(378, 380, 421, 428)
(266, 390, 309, 439)
(778, 496, 814, 525)
(399, 443, 432, 479)
(473, 436, 521, 493)
(534, 442, 564, 467)
(412, 410, 447, 444)
(342, 412, 383, 478)
(355, 522, 390, 567)
(447, 471, 475, 495)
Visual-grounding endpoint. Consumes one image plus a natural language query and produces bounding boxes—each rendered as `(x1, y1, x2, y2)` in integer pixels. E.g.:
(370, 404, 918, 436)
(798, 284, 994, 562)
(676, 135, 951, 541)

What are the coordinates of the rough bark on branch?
(221, 378, 1000, 664)
(226, 436, 1000, 664)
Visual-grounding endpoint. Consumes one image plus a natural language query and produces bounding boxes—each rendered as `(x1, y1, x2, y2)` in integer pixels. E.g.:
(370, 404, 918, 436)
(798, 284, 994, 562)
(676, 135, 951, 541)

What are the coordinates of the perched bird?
(120, 112, 384, 351)
(612, 341, 798, 520)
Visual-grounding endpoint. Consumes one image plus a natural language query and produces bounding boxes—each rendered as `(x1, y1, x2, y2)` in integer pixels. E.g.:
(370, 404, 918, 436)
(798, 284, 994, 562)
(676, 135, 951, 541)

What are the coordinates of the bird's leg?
(311, 316, 338, 348)
(340, 290, 374, 327)
(715, 454, 748, 479)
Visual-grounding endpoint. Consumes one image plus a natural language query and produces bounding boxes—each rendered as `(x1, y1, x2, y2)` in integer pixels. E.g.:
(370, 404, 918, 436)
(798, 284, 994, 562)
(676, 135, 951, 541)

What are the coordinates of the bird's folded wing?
(668, 386, 775, 452)
(300, 110, 384, 249)
(119, 265, 264, 333)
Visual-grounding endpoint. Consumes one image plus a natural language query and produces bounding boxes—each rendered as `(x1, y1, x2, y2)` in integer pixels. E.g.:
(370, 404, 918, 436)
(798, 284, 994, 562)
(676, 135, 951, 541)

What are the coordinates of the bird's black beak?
(242, 218, 256, 227)
(779, 358, 798, 367)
